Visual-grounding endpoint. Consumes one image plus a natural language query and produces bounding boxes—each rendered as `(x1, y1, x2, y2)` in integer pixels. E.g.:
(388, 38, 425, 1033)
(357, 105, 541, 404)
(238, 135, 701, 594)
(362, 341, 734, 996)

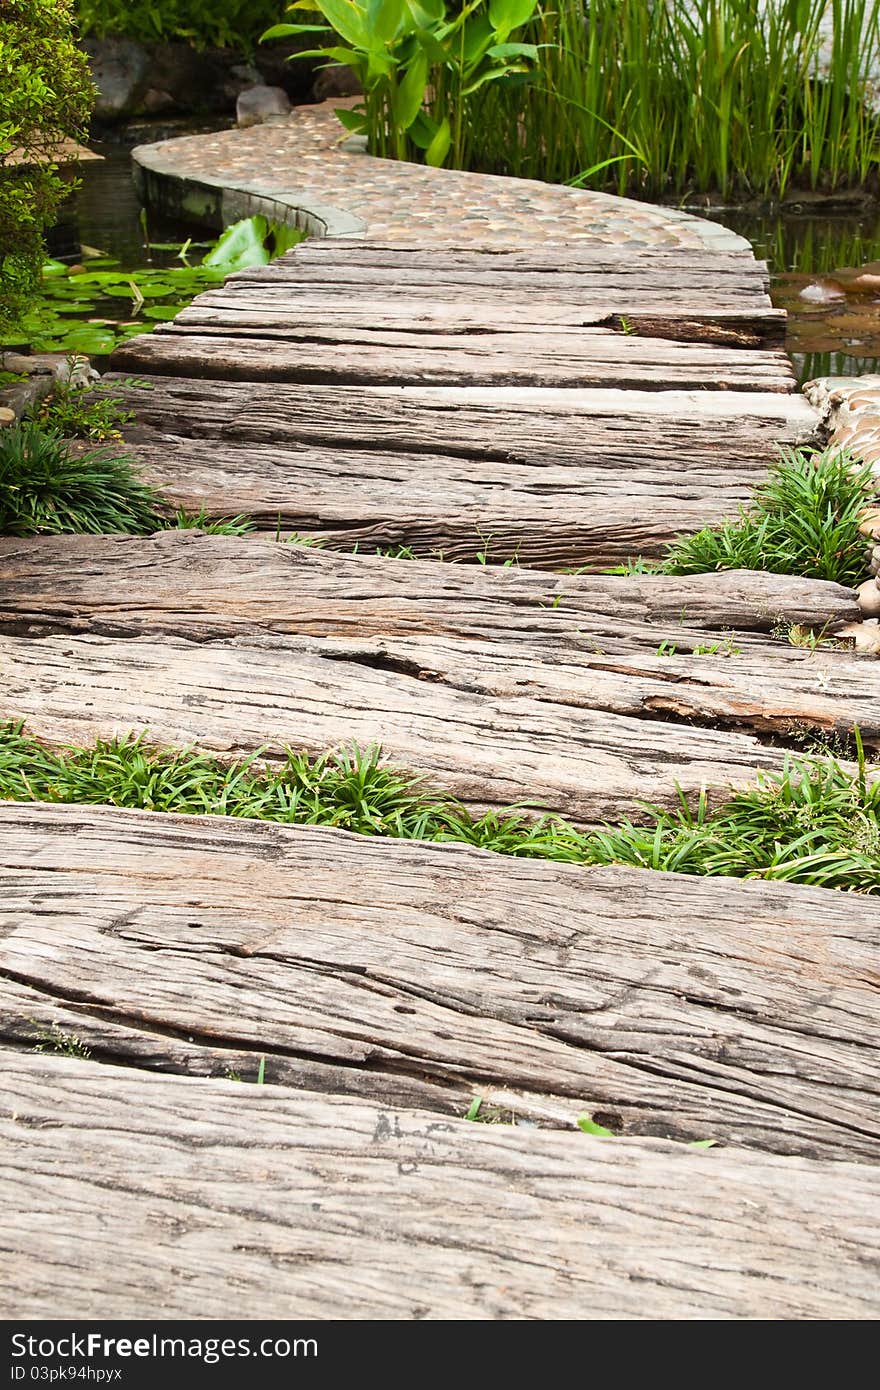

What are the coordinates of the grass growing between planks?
(1, 723, 877, 893)
(0, 421, 257, 538)
(607, 446, 875, 585)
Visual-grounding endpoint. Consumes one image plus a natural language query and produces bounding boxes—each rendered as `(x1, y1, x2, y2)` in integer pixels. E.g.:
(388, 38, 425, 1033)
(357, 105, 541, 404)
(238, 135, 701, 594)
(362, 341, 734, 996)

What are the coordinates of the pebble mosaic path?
(133, 98, 748, 251)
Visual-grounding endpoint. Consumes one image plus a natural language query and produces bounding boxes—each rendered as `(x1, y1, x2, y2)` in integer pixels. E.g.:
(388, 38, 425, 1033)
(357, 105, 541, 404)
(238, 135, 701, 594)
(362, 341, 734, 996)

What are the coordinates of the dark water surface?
(49, 121, 233, 271)
(701, 206, 880, 384)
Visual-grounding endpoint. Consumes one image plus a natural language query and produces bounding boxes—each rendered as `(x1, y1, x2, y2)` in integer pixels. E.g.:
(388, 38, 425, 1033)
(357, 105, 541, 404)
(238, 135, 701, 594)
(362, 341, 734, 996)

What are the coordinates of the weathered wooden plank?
(115, 325, 795, 391)
(0, 536, 871, 748)
(285, 239, 769, 273)
(0, 533, 859, 636)
(230, 263, 773, 297)
(0, 630, 792, 822)
(116, 380, 816, 463)
(169, 297, 788, 348)
(121, 431, 779, 567)
(108, 379, 819, 564)
(3, 1055, 879, 1319)
(2, 805, 879, 1164)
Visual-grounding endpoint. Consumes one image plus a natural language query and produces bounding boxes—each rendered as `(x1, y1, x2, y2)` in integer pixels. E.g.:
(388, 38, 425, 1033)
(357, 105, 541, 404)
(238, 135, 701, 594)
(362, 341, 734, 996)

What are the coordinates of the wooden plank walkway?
(5, 1055, 879, 1320)
(112, 380, 817, 567)
(0, 539, 877, 823)
(2, 229, 878, 1317)
(3, 804, 878, 1162)
(108, 238, 817, 566)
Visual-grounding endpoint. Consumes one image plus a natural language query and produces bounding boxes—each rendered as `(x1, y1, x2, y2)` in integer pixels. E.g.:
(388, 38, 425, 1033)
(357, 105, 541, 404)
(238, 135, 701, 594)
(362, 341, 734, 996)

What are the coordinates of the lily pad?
(203, 215, 273, 273)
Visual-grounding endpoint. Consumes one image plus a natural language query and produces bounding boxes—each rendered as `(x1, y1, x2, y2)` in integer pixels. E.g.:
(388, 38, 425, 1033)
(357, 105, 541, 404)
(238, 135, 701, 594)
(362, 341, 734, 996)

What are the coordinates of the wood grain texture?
(115, 326, 795, 391)
(3, 1054, 879, 1319)
(0, 629, 796, 822)
(107, 378, 819, 565)
(172, 290, 787, 347)
(0, 532, 859, 635)
(0, 535, 872, 748)
(2, 803, 879, 1162)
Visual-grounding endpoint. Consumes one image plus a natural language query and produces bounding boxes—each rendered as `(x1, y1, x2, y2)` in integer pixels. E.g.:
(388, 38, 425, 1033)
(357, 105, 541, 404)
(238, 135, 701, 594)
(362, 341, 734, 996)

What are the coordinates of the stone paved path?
(133, 99, 747, 250)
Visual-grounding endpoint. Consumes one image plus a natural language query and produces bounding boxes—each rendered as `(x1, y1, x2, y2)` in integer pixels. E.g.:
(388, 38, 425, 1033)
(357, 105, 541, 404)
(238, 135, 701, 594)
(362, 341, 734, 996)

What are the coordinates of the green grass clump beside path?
(2, 724, 877, 893)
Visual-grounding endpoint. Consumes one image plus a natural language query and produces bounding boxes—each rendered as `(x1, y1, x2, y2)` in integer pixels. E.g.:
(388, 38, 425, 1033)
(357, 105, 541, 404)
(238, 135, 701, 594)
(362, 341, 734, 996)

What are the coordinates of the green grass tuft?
(0, 421, 164, 536)
(1, 722, 877, 894)
(169, 505, 256, 536)
(660, 447, 874, 586)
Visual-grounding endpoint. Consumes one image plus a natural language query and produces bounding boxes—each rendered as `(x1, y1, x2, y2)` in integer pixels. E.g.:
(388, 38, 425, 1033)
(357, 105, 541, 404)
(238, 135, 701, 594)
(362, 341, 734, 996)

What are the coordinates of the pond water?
(40, 132, 880, 385)
(48, 122, 232, 269)
(698, 207, 880, 384)
(21, 122, 304, 360)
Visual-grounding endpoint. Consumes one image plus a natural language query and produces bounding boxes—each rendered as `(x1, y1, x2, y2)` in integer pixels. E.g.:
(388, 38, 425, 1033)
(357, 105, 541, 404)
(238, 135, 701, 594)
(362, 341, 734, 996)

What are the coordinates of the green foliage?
(1, 724, 877, 894)
(171, 505, 256, 535)
(32, 1024, 92, 1060)
(289, 0, 880, 198)
(0, 1, 93, 337)
(265, 0, 541, 165)
(2, 217, 305, 356)
(30, 378, 133, 441)
(588, 734, 880, 893)
(74, 1, 290, 54)
(659, 447, 873, 586)
(0, 421, 163, 536)
(576, 1116, 614, 1137)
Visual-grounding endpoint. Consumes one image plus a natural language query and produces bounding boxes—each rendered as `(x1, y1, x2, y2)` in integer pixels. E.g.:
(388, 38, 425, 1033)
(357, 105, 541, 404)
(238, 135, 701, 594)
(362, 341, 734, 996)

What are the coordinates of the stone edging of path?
(132, 99, 750, 254)
(806, 373, 880, 577)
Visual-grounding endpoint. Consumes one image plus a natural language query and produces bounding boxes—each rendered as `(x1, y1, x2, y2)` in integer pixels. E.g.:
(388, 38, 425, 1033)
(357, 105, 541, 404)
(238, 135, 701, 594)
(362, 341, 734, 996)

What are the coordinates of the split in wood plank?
(4, 1055, 879, 1319)
(2, 805, 879, 1163)
(173, 291, 787, 348)
(0, 536, 874, 755)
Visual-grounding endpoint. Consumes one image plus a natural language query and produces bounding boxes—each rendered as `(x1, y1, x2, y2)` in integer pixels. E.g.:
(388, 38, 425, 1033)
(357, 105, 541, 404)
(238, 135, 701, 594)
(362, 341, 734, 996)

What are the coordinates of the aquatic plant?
(2, 216, 304, 356)
(279, 0, 880, 200)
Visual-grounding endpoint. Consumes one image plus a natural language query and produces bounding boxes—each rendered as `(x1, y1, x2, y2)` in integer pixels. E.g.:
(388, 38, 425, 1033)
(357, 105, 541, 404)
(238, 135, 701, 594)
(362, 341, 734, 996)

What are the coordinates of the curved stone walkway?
(133, 98, 748, 253)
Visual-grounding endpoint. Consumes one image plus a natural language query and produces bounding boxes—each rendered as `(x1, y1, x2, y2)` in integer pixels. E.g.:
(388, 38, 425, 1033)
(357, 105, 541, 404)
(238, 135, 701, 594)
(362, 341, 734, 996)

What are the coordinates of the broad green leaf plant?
(263, 0, 540, 167)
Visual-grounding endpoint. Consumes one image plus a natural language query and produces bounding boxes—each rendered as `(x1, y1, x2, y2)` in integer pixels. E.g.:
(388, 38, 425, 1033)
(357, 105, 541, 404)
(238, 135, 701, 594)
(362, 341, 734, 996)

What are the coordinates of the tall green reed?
(470, 0, 880, 198)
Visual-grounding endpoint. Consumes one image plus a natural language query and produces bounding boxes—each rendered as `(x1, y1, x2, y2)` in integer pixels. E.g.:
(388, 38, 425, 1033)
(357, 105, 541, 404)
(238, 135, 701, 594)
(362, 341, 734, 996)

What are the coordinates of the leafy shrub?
(265, 0, 541, 165)
(0, 421, 163, 535)
(75, 1, 291, 54)
(0, 0, 93, 337)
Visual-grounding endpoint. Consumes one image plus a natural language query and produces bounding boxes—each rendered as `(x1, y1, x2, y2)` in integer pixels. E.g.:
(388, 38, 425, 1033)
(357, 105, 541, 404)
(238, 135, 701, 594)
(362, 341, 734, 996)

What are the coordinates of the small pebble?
(838, 621, 880, 654)
(857, 578, 880, 618)
(0, 406, 16, 426)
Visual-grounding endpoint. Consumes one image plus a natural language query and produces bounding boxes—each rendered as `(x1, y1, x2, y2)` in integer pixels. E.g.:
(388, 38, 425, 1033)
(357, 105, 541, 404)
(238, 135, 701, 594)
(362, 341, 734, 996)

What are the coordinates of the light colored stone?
(799, 280, 845, 303)
(857, 578, 880, 617)
(0, 406, 16, 426)
(838, 621, 880, 653)
(236, 85, 292, 129)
